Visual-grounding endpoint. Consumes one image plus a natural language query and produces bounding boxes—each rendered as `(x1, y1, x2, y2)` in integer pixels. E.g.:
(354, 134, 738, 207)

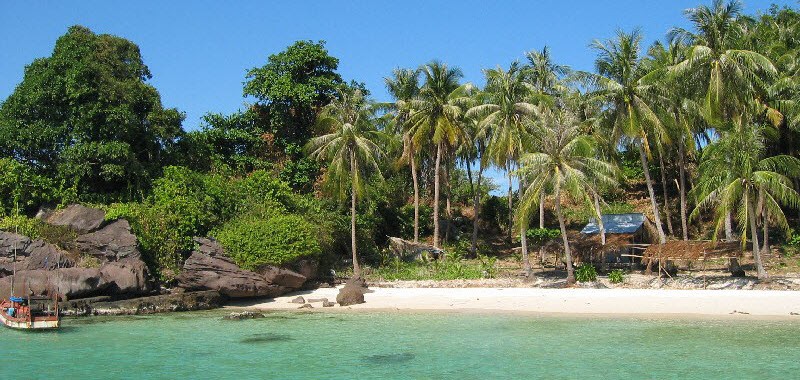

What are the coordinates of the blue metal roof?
(581, 213, 645, 234)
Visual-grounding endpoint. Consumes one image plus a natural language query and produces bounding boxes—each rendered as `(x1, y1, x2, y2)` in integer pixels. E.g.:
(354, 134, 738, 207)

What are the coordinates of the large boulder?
(336, 277, 367, 306)
(100, 257, 152, 295)
(75, 219, 140, 262)
(260, 266, 307, 289)
(23, 240, 75, 270)
(0, 268, 108, 300)
(0, 231, 32, 258)
(387, 236, 443, 261)
(44, 204, 106, 232)
(175, 237, 283, 298)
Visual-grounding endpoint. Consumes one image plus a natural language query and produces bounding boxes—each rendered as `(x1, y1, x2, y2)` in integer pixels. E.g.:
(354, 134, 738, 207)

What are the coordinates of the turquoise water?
(2, 311, 800, 379)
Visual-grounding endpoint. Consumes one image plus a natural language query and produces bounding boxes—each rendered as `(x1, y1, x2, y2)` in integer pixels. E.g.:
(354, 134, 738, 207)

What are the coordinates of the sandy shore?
(234, 286, 800, 318)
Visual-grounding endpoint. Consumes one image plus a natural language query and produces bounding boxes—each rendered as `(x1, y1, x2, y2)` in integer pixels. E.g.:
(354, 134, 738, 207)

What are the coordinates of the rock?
(336, 278, 367, 306)
(298, 303, 313, 309)
(0, 231, 32, 258)
(75, 219, 141, 262)
(293, 259, 319, 280)
(85, 290, 225, 316)
(322, 301, 335, 307)
(100, 257, 152, 295)
(290, 296, 306, 304)
(223, 311, 265, 320)
(260, 266, 307, 289)
(307, 298, 328, 303)
(175, 237, 283, 298)
(45, 204, 106, 232)
(23, 240, 75, 270)
(387, 236, 443, 261)
(0, 268, 108, 300)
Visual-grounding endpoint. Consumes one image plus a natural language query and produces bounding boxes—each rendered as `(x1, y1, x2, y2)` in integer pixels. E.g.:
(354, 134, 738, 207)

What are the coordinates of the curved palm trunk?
(594, 193, 605, 245)
(748, 198, 768, 280)
(444, 163, 452, 244)
(433, 142, 442, 248)
(555, 183, 575, 284)
(678, 139, 689, 241)
(411, 153, 420, 243)
(638, 144, 666, 244)
(468, 157, 484, 257)
(350, 149, 361, 278)
(539, 192, 545, 267)
(658, 148, 674, 236)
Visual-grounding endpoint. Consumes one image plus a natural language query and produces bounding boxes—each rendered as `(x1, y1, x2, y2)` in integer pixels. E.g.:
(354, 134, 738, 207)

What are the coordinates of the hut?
(573, 213, 651, 267)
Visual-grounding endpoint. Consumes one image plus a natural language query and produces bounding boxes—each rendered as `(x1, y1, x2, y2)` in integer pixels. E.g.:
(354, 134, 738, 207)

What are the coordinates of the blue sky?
(0, 0, 792, 192)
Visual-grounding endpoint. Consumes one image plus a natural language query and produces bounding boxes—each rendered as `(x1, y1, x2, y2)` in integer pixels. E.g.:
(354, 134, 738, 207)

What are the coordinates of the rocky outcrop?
(100, 257, 152, 295)
(260, 266, 307, 289)
(336, 277, 367, 306)
(44, 204, 106, 232)
(75, 219, 140, 262)
(223, 311, 265, 320)
(175, 237, 283, 298)
(71, 290, 225, 316)
(0, 232, 75, 274)
(0, 268, 109, 299)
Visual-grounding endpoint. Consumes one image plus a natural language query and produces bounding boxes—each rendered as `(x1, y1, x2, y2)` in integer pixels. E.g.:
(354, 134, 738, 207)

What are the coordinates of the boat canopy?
(9, 296, 26, 304)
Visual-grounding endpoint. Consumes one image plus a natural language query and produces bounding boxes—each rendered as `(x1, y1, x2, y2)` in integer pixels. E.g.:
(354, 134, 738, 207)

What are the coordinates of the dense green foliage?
(608, 269, 625, 284)
(575, 264, 598, 283)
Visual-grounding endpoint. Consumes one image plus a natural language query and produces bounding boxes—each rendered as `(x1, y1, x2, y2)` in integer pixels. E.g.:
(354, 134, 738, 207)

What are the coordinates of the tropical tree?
(590, 29, 669, 244)
(692, 122, 800, 280)
(468, 62, 536, 273)
(407, 61, 467, 248)
(306, 88, 385, 277)
(525, 46, 571, 96)
(518, 107, 618, 284)
(385, 68, 422, 242)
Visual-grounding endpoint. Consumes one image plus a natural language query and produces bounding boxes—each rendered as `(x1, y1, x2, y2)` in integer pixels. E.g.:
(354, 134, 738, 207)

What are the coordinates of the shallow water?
(2, 311, 800, 379)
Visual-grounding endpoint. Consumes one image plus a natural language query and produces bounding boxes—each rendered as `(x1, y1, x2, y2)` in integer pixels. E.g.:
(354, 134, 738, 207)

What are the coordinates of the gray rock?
(100, 257, 152, 295)
(260, 266, 307, 289)
(0, 268, 108, 300)
(85, 290, 225, 316)
(336, 278, 367, 306)
(290, 296, 306, 304)
(23, 240, 75, 270)
(307, 298, 328, 303)
(75, 219, 140, 262)
(322, 301, 335, 307)
(175, 237, 283, 298)
(223, 311, 265, 320)
(298, 303, 313, 309)
(0, 231, 32, 259)
(45, 204, 106, 232)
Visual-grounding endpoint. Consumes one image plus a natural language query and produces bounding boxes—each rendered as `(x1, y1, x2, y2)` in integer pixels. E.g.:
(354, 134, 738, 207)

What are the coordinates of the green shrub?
(0, 214, 44, 239)
(214, 214, 321, 270)
(575, 264, 598, 282)
(526, 228, 561, 245)
(608, 269, 625, 284)
(0, 158, 58, 216)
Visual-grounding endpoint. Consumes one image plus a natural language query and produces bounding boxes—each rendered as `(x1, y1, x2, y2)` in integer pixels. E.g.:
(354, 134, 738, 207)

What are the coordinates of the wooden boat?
(0, 295, 61, 330)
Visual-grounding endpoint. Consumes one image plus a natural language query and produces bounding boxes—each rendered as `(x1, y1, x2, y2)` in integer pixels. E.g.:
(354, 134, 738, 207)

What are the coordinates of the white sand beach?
(237, 286, 800, 317)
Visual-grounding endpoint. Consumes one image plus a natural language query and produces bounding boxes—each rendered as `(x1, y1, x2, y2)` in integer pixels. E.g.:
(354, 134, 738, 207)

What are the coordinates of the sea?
(2, 310, 799, 379)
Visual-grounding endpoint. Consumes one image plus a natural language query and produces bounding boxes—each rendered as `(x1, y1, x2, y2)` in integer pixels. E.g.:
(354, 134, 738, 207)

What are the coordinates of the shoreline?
(231, 286, 800, 319)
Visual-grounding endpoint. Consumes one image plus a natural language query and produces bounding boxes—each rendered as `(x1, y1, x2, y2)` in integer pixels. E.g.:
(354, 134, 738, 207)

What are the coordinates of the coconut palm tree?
(692, 122, 800, 280)
(468, 62, 537, 273)
(589, 29, 669, 245)
(518, 107, 618, 284)
(407, 61, 467, 248)
(525, 46, 572, 96)
(385, 68, 422, 243)
(306, 88, 386, 278)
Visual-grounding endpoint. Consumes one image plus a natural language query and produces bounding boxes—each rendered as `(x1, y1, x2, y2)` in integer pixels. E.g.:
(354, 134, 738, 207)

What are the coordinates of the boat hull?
(0, 312, 60, 329)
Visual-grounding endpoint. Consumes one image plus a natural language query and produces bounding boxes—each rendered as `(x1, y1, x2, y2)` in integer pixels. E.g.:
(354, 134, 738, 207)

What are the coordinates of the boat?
(0, 295, 61, 330)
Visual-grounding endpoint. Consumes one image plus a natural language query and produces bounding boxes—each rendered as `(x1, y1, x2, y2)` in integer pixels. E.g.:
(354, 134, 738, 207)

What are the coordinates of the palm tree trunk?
(748, 198, 768, 280)
(444, 163, 452, 244)
(678, 139, 689, 241)
(638, 144, 666, 244)
(658, 148, 674, 236)
(539, 192, 545, 267)
(433, 142, 442, 248)
(507, 162, 513, 241)
(555, 182, 575, 285)
(762, 215, 770, 255)
(594, 193, 605, 245)
(520, 176, 531, 276)
(411, 153, 420, 243)
(725, 213, 734, 241)
(465, 157, 476, 256)
(350, 149, 361, 278)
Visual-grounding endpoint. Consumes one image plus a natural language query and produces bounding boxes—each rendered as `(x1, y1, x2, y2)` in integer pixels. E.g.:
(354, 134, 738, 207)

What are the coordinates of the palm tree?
(385, 68, 422, 243)
(525, 46, 571, 96)
(468, 62, 536, 273)
(590, 29, 669, 245)
(407, 61, 467, 248)
(518, 107, 618, 284)
(306, 88, 385, 278)
(670, 0, 777, 123)
(692, 122, 800, 280)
